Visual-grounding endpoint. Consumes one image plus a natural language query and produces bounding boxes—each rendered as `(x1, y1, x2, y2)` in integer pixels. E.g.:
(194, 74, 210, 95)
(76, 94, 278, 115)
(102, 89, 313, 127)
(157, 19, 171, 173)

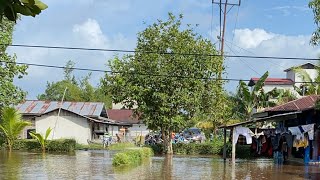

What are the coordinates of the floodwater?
(0, 151, 320, 180)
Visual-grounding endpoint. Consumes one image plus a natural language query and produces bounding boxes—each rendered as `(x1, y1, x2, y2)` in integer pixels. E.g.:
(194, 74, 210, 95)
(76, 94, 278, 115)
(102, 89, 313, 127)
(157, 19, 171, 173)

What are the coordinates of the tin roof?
(248, 78, 294, 86)
(16, 100, 105, 117)
(106, 109, 140, 124)
(266, 95, 320, 112)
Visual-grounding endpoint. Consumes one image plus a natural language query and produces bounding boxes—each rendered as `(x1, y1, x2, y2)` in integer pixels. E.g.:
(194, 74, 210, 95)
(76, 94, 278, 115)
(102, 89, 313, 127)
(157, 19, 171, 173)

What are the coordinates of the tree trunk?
(162, 130, 173, 154)
(8, 140, 12, 152)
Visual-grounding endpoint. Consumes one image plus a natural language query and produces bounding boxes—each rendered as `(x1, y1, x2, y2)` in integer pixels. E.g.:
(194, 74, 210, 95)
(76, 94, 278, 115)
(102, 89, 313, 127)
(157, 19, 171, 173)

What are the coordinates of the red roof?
(248, 78, 294, 86)
(107, 109, 140, 124)
(267, 95, 320, 112)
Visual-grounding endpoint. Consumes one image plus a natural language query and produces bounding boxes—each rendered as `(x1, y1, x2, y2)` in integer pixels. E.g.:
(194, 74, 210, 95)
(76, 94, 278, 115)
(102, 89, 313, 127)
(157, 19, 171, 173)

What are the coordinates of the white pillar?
(232, 126, 236, 163)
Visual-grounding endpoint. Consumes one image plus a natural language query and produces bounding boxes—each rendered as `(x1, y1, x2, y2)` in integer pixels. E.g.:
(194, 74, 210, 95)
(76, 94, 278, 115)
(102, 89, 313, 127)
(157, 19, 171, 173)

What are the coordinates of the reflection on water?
(1, 150, 320, 179)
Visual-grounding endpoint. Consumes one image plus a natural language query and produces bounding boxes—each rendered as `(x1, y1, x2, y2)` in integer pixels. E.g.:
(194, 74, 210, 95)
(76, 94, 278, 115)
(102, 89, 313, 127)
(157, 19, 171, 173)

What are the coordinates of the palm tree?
(0, 107, 31, 151)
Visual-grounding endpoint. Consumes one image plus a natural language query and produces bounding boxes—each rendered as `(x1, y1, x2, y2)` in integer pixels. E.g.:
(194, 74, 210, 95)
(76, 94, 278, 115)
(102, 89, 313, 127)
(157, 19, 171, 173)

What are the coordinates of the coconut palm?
(0, 107, 31, 151)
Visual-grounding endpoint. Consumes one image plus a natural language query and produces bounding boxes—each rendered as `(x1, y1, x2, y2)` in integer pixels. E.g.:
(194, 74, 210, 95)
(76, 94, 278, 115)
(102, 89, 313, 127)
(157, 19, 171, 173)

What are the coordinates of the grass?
(112, 147, 154, 167)
(75, 142, 136, 150)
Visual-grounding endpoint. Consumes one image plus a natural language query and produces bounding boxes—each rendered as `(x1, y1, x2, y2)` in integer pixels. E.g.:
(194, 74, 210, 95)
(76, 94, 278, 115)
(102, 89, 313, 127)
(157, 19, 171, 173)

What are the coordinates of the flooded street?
(0, 150, 320, 180)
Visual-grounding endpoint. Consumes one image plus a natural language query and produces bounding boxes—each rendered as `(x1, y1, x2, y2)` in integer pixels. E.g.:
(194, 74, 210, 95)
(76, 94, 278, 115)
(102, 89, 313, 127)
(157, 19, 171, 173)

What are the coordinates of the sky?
(7, 0, 320, 99)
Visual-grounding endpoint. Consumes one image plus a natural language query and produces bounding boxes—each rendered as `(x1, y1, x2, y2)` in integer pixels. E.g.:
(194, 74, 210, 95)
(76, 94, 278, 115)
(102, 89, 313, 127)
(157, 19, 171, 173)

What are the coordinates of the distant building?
(248, 63, 317, 94)
(106, 109, 149, 138)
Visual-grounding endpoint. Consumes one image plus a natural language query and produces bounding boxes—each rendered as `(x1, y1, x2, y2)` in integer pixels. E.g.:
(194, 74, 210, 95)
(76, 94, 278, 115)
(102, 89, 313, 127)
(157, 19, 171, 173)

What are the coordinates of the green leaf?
(34, 0, 48, 10)
(13, 4, 33, 16)
(44, 127, 52, 140)
(4, 6, 16, 21)
(252, 71, 268, 93)
(29, 5, 41, 16)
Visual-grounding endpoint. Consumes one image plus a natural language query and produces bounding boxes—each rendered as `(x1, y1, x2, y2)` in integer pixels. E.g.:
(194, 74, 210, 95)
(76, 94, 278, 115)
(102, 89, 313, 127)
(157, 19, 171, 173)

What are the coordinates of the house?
(16, 100, 121, 144)
(106, 109, 149, 139)
(248, 63, 317, 93)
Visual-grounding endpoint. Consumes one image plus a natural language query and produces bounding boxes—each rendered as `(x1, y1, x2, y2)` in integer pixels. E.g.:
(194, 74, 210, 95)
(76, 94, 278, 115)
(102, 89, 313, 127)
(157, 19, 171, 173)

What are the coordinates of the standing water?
(0, 150, 319, 179)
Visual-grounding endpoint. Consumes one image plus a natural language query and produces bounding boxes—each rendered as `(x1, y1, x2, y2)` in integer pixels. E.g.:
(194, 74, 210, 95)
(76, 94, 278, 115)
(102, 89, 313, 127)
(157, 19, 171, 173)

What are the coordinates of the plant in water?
(0, 107, 31, 151)
(29, 127, 52, 152)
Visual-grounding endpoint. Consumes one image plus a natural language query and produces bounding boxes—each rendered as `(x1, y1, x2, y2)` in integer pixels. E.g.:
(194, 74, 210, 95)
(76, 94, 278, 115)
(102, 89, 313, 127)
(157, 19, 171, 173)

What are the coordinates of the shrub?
(47, 139, 76, 152)
(112, 147, 153, 167)
(12, 139, 76, 152)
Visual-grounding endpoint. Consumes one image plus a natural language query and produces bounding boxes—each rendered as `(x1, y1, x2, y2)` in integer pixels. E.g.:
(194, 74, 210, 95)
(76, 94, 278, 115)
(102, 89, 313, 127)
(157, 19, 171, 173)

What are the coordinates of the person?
(116, 133, 121, 143)
(103, 132, 111, 148)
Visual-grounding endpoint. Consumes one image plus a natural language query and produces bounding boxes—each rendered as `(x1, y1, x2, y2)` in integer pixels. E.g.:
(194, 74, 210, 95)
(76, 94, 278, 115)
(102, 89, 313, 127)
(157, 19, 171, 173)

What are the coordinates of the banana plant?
(293, 67, 320, 95)
(29, 127, 52, 153)
(236, 71, 269, 120)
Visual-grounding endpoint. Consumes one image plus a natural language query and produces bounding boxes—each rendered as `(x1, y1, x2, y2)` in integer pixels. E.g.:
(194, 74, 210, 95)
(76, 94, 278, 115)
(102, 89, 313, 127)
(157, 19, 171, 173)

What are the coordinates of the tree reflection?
(162, 154, 173, 180)
(1, 151, 21, 179)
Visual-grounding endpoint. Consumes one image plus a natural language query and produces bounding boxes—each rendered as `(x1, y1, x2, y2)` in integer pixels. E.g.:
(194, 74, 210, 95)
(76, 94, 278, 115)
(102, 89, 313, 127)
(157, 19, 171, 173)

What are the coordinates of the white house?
(16, 100, 124, 144)
(248, 63, 317, 94)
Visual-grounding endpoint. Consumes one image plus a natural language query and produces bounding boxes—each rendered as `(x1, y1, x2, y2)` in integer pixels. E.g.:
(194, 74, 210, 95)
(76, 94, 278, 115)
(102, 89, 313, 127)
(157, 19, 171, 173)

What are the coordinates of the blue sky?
(7, 0, 320, 99)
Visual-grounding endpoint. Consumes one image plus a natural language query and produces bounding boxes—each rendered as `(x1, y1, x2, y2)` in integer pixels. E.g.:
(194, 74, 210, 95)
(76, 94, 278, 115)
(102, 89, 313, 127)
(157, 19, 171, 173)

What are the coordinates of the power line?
(225, 43, 261, 76)
(2, 60, 320, 84)
(224, 39, 287, 69)
(5, 44, 320, 61)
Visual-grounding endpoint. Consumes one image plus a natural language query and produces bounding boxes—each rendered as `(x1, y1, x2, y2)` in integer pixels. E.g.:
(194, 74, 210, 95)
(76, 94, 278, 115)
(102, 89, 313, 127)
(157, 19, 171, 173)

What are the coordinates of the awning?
(220, 111, 302, 129)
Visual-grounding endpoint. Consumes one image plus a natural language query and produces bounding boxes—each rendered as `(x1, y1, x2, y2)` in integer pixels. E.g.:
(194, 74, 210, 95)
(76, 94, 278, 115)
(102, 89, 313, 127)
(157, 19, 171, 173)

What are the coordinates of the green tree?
(309, 0, 320, 45)
(37, 60, 112, 108)
(0, 18, 28, 109)
(104, 13, 223, 154)
(0, 107, 31, 151)
(0, 0, 47, 22)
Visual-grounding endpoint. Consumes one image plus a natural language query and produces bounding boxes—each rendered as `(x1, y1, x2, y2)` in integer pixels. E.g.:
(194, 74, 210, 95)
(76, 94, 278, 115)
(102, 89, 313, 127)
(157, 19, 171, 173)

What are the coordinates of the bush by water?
(12, 139, 76, 152)
(112, 147, 154, 167)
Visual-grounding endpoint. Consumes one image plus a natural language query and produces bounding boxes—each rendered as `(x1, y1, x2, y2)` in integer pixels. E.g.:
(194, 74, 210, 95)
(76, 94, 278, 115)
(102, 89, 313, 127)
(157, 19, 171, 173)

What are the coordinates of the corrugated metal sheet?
(267, 95, 319, 112)
(16, 100, 105, 117)
(106, 109, 140, 124)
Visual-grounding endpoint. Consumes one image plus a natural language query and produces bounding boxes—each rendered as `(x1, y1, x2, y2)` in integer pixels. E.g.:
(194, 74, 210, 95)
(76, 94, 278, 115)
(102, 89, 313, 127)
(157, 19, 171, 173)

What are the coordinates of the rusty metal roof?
(106, 109, 140, 124)
(16, 100, 105, 117)
(266, 95, 320, 112)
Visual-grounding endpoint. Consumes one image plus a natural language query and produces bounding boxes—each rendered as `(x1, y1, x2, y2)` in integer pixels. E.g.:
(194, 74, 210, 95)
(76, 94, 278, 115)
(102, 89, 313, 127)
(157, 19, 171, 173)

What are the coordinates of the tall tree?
(0, 0, 47, 22)
(309, 0, 320, 45)
(0, 107, 30, 151)
(37, 60, 112, 108)
(103, 13, 223, 154)
(0, 18, 28, 109)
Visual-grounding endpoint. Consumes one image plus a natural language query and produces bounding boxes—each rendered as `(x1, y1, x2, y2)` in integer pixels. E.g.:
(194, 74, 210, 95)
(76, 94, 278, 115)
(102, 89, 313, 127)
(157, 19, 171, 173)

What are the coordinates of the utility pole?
(52, 87, 68, 139)
(212, 0, 241, 163)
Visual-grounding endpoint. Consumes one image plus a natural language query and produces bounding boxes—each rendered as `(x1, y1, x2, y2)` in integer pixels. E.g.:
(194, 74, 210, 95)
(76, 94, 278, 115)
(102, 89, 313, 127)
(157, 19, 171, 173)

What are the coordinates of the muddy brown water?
(0, 150, 319, 180)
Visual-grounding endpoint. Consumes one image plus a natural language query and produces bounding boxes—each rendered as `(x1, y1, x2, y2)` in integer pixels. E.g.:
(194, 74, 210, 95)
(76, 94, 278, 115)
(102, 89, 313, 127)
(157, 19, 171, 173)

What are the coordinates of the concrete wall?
(286, 69, 317, 87)
(129, 124, 149, 137)
(35, 112, 91, 144)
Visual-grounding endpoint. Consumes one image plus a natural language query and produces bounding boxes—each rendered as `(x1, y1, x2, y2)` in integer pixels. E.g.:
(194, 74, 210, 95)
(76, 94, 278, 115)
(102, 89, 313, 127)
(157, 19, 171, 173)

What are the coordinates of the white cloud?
(224, 28, 320, 91)
(73, 18, 108, 48)
(268, 5, 310, 16)
(233, 28, 275, 49)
